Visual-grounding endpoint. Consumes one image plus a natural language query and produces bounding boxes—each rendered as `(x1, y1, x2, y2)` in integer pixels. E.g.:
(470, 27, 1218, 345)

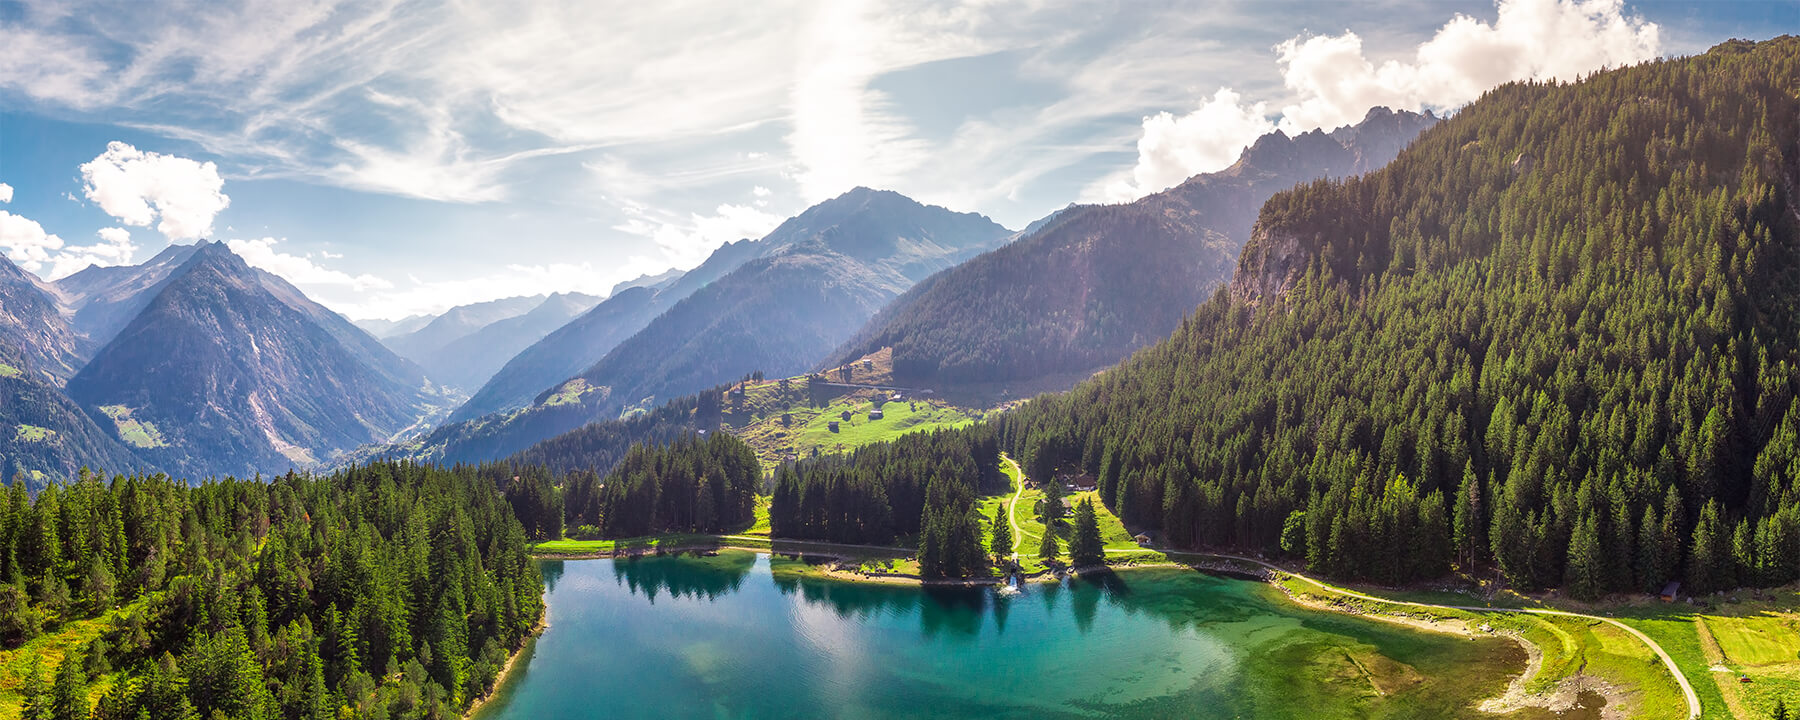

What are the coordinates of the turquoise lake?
(475, 551, 1541, 719)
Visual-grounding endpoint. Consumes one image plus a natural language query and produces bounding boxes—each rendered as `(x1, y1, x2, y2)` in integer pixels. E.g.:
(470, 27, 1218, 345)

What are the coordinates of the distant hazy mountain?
(0, 255, 85, 383)
(65, 242, 441, 478)
(610, 268, 684, 296)
(451, 188, 967, 423)
(424, 292, 602, 390)
(822, 107, 1438, 389)
(415, 188, 1011, 464)
(355, 314, 433, 339)
(384, 295, 546, 365)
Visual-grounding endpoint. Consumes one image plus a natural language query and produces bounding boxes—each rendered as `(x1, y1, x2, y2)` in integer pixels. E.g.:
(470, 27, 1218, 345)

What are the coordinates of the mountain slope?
(65, 242, 439, 477)
(0, 255, 84, 383)
(425, 291, 602, 390)
(0, 257, 157, 487)
(451, 187, 1003, 424)
(53, 242, 203, 351)
(411, 188, 1010, 464)
(986, 37, 1800, 594)
(823, 107, 1437, 389)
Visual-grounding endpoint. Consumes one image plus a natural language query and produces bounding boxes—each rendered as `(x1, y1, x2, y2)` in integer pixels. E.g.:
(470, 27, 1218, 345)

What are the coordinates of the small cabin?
(1660, 581, 1681, 602)
(868, 410, 884, 421)
(827, 420, 840, 433)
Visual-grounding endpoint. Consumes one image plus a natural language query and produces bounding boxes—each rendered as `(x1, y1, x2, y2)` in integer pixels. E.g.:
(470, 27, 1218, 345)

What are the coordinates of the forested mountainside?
(822, 107, 1436, 389)
(0, 464, 543, 719)
(66, 243, 441, 479)
(0, 340, 144, 487)
(417, 189, 1010, 465)
(767, 38, 1800, 594)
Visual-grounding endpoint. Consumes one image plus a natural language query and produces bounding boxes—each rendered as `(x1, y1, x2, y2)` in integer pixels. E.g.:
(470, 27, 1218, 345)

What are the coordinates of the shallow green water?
(477, 552, 1531, 719)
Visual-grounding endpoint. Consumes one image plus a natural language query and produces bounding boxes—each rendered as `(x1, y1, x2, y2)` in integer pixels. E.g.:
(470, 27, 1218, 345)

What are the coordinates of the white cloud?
(227, 237, 391, 292)
(1273, 0, 1659, 135)
(81, 141, 231, 240)
(1093, 0, 1660, 202)
(615, 202, 786, 268)
(0, 211, 64, 272)
(1095, 89, 1276, 202)
(333, 259, 669, 321)
(41, 227, 138, 280)
(0, 184, 12, 203)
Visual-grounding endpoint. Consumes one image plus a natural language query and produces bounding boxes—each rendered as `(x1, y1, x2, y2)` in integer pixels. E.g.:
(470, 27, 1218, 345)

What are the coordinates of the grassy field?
(1611, 589, 1800, 720)
(12, 425, 54, 443)
(97, 405, 166, 449)
(0, 364, 19, 379)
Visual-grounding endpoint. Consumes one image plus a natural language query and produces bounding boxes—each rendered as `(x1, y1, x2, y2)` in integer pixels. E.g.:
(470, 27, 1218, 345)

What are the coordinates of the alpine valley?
(0, 10, 1797, 720)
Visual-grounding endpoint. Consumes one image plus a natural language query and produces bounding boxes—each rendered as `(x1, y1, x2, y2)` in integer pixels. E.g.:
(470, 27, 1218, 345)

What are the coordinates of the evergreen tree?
(20, 656, 47, 720)
(1070, 499, 1104, 567)
(1689, 501, 1729, 595)
(989, 505, 1012, 559)
(1565, 514, 1605, 601)
(49, 647, 87, 720)
(1037, 523, 1061, 565)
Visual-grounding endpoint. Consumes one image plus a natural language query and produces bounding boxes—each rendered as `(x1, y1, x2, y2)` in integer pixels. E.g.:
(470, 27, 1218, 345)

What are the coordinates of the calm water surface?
(477, 552, 1534, 719)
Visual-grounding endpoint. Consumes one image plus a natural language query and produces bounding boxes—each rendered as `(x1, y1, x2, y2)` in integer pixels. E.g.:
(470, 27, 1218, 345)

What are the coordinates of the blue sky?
(0, 0, 1794, 319)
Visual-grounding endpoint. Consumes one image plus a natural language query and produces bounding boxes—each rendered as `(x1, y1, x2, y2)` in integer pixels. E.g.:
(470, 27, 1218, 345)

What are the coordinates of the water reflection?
(609, 551, 755, 602)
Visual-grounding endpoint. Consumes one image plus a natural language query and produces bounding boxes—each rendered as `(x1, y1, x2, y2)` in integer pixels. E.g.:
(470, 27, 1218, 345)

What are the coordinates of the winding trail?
(1200, 552, 1701, 720)
(1002, 455, 1027, 560)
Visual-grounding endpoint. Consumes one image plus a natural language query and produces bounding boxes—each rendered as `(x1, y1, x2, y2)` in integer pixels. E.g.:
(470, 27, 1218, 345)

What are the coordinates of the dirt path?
(1002, 455, 1027, 559)
(1201, 553, 1701, 720)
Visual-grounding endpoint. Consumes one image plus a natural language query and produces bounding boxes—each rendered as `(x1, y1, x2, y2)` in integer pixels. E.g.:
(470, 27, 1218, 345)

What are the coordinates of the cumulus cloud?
(0, 211, 64, 272)
(1273, 0, 1659, 134)
(227, 237, 391, 292)
(1093, 0, 1660, 202)
(41, 227, 138, 280)
(0, 183, 12, 203)
(1097, 89, 1277, 201)
(81, 141, 231, 240)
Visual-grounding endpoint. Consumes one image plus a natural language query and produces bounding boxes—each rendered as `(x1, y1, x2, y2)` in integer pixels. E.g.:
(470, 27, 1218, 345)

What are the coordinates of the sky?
(0, 0, 1794, 320)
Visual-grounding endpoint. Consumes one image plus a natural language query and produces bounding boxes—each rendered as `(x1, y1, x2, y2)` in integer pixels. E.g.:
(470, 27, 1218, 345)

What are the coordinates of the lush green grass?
(1707, 614, 1800, 667)
(542, 378, 602, 407)
(97, 405, 167, 449)
(1627, 615, 1735, 720)
(12, 425, 54, 443)
(0, 364, 19, 379)
(533, 533, 720, 555)
(744, 496, 772, 537)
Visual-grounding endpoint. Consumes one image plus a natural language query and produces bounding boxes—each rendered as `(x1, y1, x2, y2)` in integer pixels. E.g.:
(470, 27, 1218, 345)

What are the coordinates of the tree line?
(1, 462, 544, 719)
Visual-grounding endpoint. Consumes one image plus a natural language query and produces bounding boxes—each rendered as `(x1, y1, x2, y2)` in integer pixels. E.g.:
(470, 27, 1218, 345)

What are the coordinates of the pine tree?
(49, 647, 87, 720)
(989, 505, 1012, 559)
(1036, 523, 1061, 565)
(1689, 501, 1728, 595)
(1069, 499, 1104, 567)
(1279, 510, 1307, 559)
(20, 656, 47, 720)
(1452, 462, 1482, 569)
(1565, 514, 1605, 601)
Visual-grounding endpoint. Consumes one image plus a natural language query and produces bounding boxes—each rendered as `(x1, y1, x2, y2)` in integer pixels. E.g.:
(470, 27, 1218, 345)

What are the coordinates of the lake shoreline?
(464, 605, 551, 719)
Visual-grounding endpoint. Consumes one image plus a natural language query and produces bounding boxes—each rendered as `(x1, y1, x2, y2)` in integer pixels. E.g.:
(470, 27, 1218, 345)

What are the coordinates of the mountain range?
(391, 187, 1011, 465)
(823, 106, 1437, 391)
